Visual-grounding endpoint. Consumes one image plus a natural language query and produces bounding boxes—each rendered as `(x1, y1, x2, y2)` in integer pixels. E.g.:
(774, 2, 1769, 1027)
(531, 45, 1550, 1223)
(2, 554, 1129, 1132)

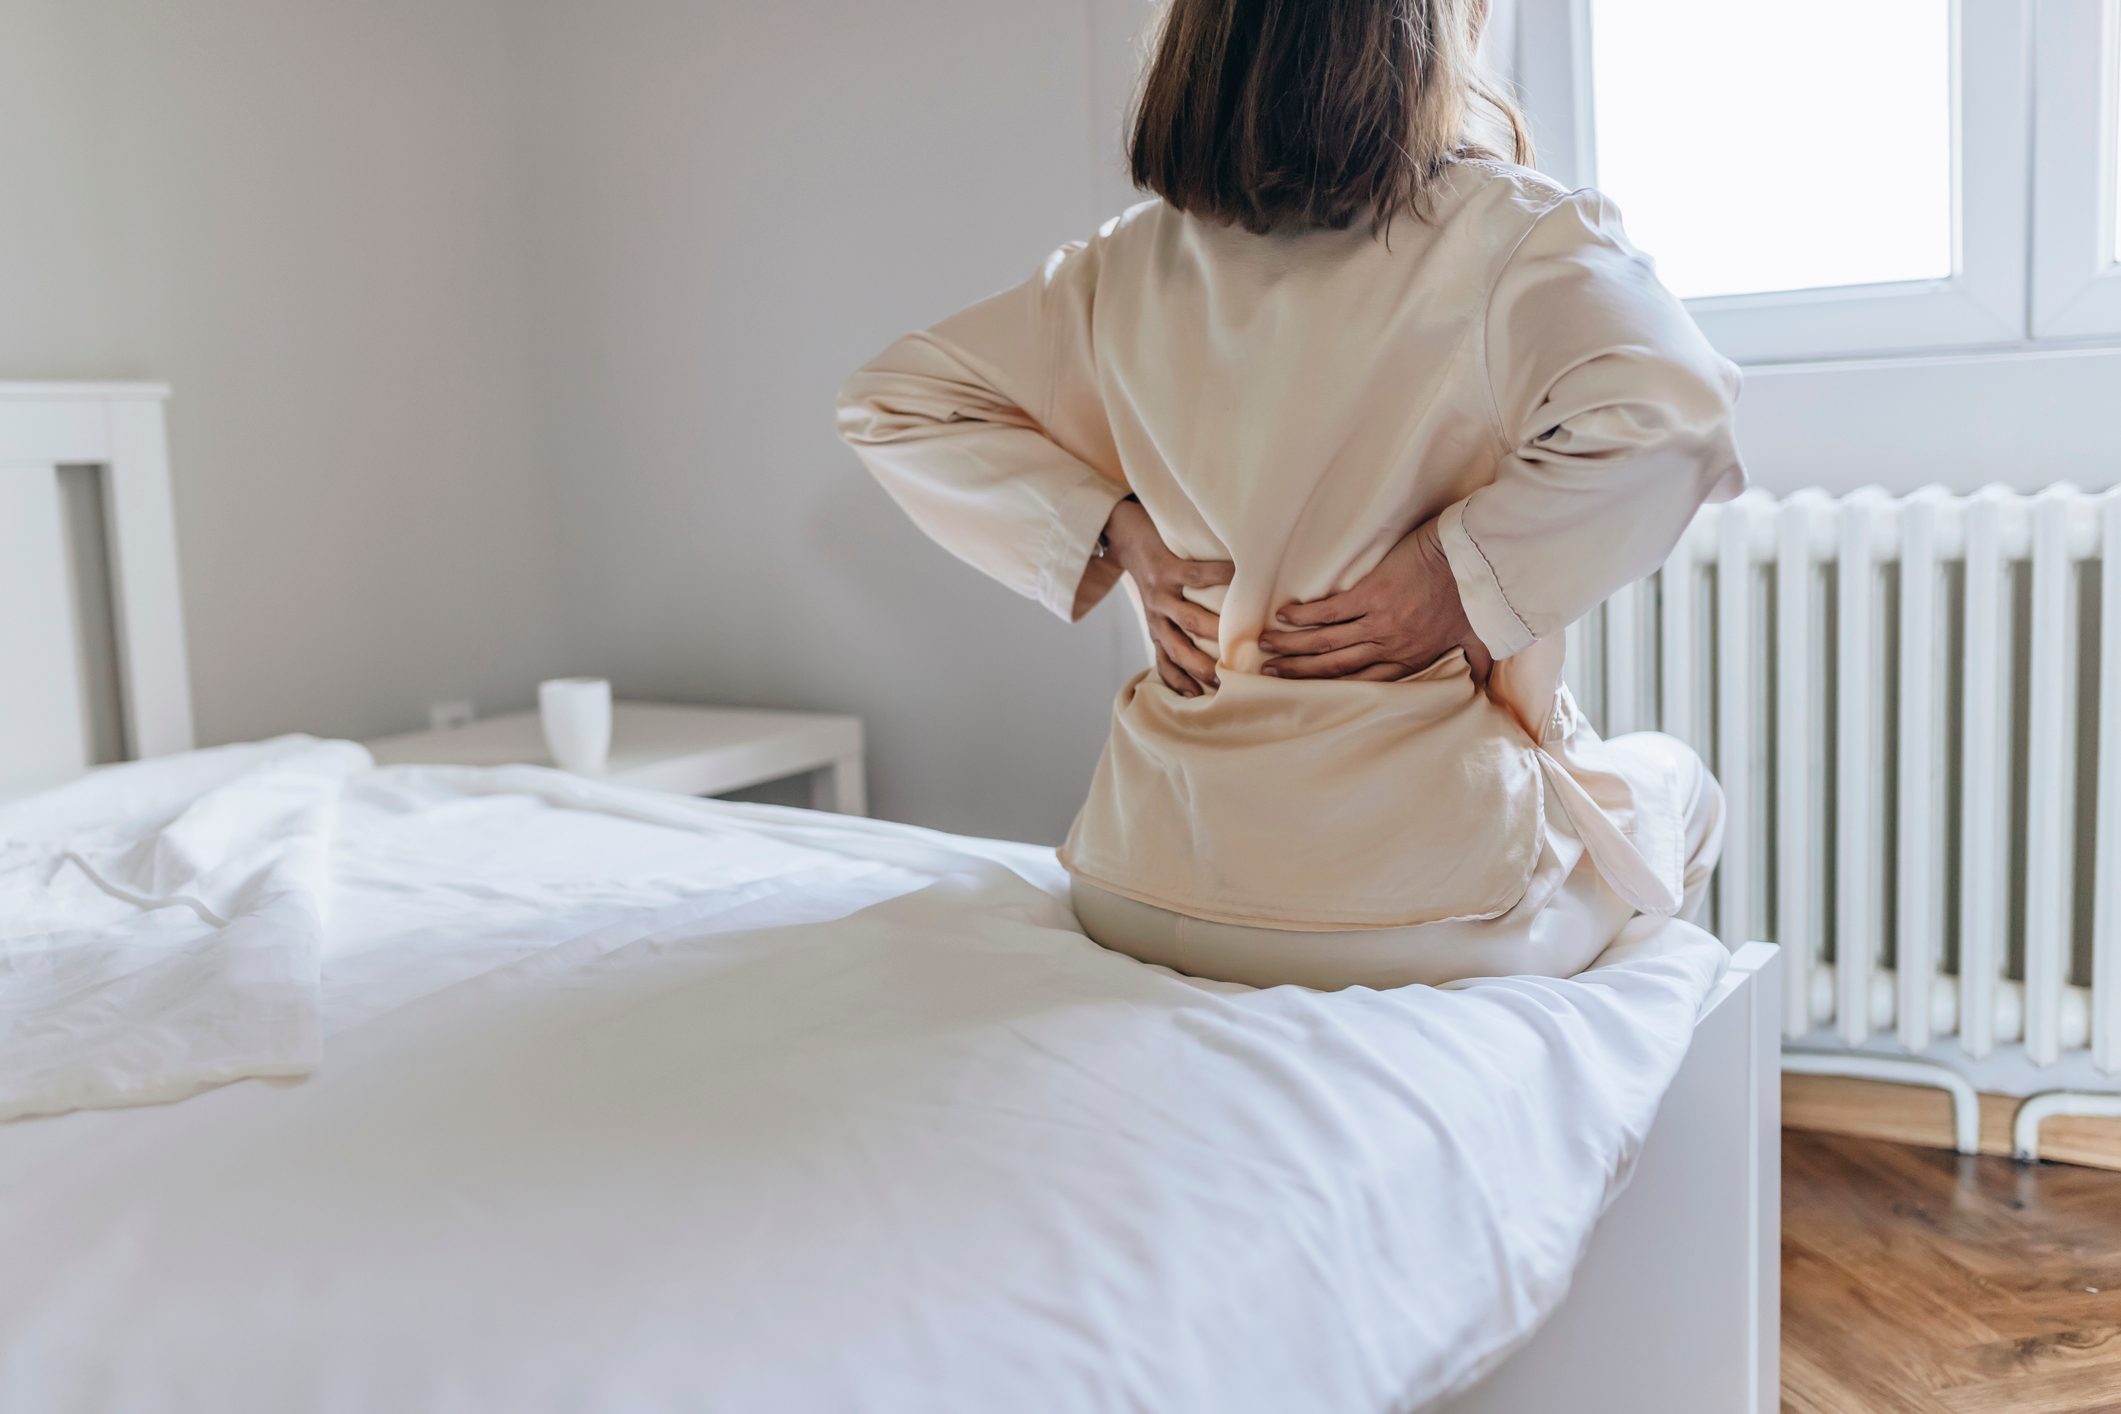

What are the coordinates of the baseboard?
(1783, 1074, 2121, 1172)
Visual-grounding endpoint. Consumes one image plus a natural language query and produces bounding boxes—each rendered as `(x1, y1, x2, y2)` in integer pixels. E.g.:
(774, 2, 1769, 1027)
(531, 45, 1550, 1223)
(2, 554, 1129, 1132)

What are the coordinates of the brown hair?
(1127, 0, 1533, 235)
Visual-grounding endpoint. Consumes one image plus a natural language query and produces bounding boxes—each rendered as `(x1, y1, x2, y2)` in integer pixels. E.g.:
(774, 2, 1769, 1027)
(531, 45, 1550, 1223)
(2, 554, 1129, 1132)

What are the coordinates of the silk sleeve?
(837, 240, 1130, 623)
(1438, 190, 1745, 659)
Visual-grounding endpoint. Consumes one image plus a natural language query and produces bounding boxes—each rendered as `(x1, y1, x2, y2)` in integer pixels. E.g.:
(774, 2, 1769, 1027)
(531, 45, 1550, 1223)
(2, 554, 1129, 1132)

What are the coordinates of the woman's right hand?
(1258, 515, 1491, 685)
(1101, 498, 1234, 698)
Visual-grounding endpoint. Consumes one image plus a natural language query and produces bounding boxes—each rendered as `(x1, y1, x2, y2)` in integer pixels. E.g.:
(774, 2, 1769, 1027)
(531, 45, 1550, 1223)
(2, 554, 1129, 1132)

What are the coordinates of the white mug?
(538, 677, 612, 776)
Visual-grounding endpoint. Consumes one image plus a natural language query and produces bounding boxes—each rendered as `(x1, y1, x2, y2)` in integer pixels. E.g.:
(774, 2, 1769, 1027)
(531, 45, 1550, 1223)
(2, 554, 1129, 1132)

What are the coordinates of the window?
(2030, 0, 2121, 336)
(1516, 0, 2074, 363)
(1587, 0, 1952, 301)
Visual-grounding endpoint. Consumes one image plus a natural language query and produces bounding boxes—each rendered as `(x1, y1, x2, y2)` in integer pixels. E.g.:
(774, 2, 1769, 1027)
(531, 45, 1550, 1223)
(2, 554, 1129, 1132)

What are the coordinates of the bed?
(0, 384, 1779, 1413)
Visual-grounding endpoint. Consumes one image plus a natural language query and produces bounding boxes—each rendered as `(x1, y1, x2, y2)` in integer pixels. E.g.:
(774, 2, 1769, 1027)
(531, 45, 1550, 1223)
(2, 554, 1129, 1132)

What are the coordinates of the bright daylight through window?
(1589, 0, 1954, 301)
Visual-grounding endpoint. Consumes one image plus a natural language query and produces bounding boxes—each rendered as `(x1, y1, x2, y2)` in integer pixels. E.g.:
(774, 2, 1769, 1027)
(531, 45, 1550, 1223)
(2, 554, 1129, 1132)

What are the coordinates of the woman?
(837, 0, 1743, 990)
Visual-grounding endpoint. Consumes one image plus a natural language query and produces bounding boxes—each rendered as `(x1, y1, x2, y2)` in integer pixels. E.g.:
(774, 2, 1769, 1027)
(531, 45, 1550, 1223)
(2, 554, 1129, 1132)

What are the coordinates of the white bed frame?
(1447, 941, 1782, 1414)
(0, 382, 193, 794)
(1, 382, 1780, 1412)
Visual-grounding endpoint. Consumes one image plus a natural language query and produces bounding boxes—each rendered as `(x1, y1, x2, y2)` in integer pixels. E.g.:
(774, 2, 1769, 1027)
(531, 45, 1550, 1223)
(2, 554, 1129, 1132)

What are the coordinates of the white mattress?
(0, 744, 1726, 1413)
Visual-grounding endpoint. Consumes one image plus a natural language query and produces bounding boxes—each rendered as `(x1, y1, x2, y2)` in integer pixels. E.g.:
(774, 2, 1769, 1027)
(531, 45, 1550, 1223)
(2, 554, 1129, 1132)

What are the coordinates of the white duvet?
(0, 740, 1725, 1414)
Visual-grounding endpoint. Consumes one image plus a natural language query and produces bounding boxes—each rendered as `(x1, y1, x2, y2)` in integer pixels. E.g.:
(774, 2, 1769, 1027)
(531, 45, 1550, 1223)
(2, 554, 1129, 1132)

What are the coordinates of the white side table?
(367, 701, 866, 814)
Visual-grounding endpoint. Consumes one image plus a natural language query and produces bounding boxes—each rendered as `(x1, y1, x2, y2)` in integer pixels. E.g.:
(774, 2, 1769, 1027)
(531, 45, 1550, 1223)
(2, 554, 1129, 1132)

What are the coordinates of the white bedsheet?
(0, 739, 368, 1119)
(0, 746, 1726, 1413)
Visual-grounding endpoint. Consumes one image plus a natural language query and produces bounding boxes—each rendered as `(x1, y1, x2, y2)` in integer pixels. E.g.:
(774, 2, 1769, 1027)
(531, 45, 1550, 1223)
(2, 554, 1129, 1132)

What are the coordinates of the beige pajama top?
(838, 161, 1744, 931)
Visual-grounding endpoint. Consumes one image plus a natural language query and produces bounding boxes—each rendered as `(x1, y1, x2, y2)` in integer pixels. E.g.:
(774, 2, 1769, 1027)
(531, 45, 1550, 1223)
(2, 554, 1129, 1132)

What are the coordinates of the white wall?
(511, 0, 1147, 843)
(0, 0, 571, 746)
(2, 0, 1154, 840)
(1738, 348, 2121, 496)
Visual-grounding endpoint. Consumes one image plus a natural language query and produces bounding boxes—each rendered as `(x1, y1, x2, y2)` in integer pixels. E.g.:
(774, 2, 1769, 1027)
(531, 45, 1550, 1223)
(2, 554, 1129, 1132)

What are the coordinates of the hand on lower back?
(1102, 498, 1234, 697)
(1257, 516, 1494, 685)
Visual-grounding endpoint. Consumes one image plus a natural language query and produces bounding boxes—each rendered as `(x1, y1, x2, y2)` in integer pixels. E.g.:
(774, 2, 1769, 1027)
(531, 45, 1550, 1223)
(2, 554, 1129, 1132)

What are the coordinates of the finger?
(1154, 643, 1202, 697)
(1152, 614, 1220, 686)
(1257, 619, 1369, 657)
(1162, 596, 1221, 643)
(1176, 559, 1235, 588)
(1274, 590, 1361, 627)
(1262, 642, 1388, 679)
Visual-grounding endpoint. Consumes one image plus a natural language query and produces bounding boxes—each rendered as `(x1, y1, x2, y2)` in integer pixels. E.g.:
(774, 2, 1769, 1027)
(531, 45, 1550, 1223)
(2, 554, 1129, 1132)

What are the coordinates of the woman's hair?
(1127, 0, 1533, 235)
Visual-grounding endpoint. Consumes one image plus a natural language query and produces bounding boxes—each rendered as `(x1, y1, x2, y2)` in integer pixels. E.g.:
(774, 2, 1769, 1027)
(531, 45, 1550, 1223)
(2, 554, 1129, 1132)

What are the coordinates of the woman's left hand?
(1258, 517, 1493, 683)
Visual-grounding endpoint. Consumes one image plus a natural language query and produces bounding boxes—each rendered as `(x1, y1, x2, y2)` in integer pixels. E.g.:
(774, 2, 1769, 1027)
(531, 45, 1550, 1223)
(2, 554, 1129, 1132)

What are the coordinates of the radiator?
(1565, 485, 2121, 1158)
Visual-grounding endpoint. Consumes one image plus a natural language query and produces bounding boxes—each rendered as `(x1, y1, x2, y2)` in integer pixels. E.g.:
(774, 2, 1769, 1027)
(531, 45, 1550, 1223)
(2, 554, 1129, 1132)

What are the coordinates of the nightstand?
(367, 701, 866, 814)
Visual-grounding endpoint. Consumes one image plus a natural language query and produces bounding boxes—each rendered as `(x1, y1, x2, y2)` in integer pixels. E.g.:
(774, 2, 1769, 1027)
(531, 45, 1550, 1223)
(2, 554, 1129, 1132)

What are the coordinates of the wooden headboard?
(0, 383, 194, 796)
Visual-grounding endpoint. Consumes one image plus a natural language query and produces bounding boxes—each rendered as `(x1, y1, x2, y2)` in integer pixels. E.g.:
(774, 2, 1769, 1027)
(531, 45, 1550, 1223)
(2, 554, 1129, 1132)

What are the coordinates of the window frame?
(1515, 0, 2032, 365)
(2031, 0, 2121, 337)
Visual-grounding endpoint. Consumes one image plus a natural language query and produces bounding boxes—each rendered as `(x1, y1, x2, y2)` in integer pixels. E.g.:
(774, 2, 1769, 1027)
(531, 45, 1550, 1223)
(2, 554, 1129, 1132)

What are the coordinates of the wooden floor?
(1784, 1130, 2121, 1412)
